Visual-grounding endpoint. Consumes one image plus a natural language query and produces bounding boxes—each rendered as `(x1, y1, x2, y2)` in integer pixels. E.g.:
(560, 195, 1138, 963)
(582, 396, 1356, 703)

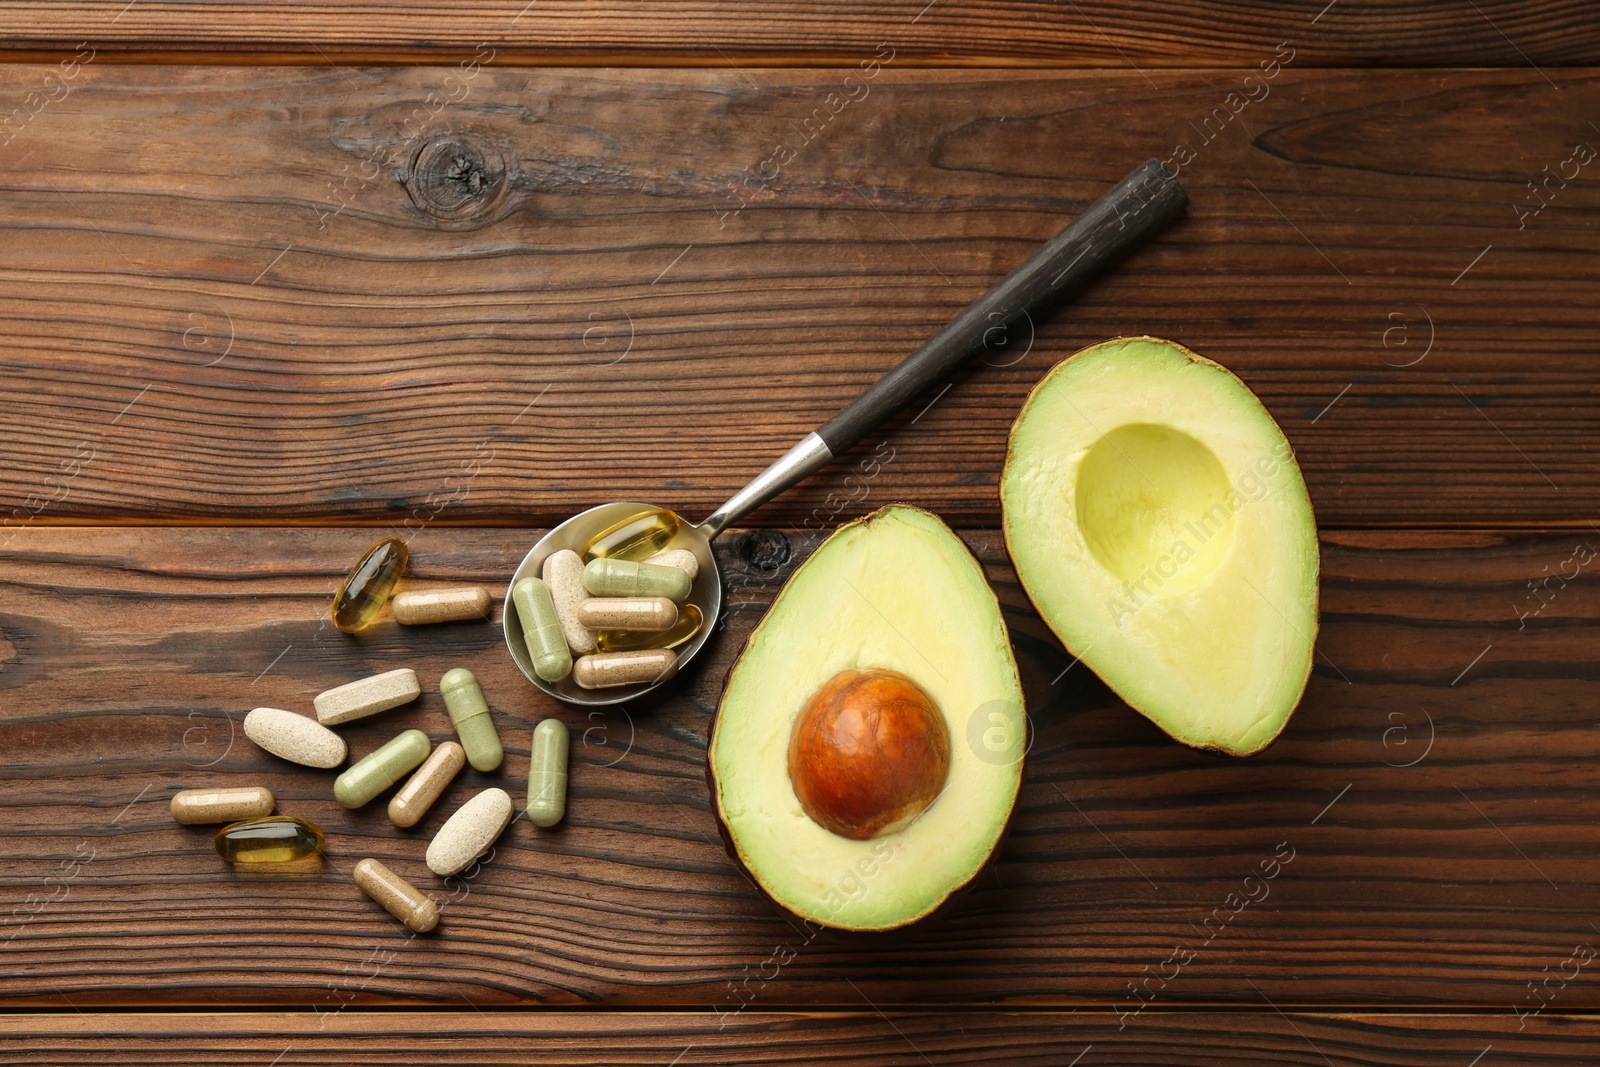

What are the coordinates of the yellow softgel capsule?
(581, 508, 681, 562)
(332, 537, 408, 633)
(596, 603, 704, 653)
(214, 815, 325, 864)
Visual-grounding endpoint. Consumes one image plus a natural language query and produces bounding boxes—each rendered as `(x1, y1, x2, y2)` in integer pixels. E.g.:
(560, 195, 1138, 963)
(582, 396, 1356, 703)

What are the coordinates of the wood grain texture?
(3, 525, 1599, 1010)
(4, 1010, 1600, 1065)
(1, 65, 1596, 531)
(0, 2, 1597, 66)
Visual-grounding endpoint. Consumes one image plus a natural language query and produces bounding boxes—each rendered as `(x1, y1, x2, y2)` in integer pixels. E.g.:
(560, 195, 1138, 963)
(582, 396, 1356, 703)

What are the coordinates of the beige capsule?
(572, 648, 678, 690)
(391, 586, 492, 626)
(353, 858, 440, 933)
(170, 785, 275, 825)
(643, 548, 699, 581)
(314, 668, 421, 726)
(541, 549, 597, 655)
(244, 707, 347, 769)
(426, 787, 514, 877)
(576, 597, 677, 632)
(388, 741, 467, 828)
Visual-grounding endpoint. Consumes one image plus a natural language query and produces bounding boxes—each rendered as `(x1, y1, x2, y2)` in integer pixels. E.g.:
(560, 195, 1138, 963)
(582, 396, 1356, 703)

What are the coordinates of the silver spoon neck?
(698, 432, 835, 540)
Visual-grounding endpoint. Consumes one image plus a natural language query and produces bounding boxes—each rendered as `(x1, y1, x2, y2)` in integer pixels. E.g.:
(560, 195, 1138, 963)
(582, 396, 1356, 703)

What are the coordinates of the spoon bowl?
(504, 501, 721, 707)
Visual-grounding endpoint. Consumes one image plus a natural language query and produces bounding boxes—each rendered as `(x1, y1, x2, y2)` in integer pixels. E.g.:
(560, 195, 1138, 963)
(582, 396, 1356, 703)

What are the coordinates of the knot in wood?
(735, 530, 793, 576)
(405, 135, 507, 226)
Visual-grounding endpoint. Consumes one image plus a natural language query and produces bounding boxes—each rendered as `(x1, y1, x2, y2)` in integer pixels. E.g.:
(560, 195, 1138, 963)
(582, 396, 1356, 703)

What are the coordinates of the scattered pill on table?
(214, 815, 324, 864)
(244, 707, 347, 769)
(353, 858, 440, 933)
(391, 586, 492, 626)
(388, 740, 467, 828)
(170, 785, 275, 825)
(332, 536, 408, 634)
(426, 787, 514, 877)
(526, 718, 570, 828)
(439, 667, 504, 772)
(314, 667, 421, 726)
(572, 648, 678, 690)
(334, 729, 432, 809)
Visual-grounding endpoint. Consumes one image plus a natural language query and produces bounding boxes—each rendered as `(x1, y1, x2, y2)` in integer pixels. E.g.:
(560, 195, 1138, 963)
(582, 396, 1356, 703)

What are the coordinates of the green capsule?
(581, 508, 681, 562)
(332, 537, 408, 633)
(512, 577, 573, 682)
(334, 729, 431, 809)
(582, 557, 692, 602)
(526, 718, 570, 828)
(440, 667, 504, 772)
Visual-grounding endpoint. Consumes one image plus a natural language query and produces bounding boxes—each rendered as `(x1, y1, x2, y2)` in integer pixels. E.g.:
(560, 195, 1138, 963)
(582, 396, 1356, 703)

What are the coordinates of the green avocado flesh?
(1002, 337, 1319, 756)
(710, 505, 1025, 931)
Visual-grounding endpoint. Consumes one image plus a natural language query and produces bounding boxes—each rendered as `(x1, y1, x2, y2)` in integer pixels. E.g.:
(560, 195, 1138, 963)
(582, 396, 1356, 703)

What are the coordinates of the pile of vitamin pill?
(513, 508, 704, 690)
(167, 537, 575, 935)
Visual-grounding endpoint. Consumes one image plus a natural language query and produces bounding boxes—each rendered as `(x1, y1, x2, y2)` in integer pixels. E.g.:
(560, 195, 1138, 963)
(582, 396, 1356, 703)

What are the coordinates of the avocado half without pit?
(1002, 336, 1319, 756)
(709, 505, 1025, 932)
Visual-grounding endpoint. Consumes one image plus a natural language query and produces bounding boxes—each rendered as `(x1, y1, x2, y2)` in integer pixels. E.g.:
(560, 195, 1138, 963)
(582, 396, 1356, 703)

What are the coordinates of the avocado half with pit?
(709, 505, 1025, 931)
(1002, 336, 1318, 756)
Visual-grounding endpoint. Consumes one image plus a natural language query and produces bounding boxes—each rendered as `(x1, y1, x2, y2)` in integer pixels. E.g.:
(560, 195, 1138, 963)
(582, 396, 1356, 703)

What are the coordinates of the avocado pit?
(787, 667, 950, 840)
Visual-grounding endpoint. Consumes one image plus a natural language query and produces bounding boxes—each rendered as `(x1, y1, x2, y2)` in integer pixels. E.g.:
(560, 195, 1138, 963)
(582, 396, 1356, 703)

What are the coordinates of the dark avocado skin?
(703, 503, 1025, 932)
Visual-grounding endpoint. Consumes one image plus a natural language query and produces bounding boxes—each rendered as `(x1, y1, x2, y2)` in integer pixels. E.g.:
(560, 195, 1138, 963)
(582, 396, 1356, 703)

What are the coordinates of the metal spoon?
(505, 159, 1188, 706)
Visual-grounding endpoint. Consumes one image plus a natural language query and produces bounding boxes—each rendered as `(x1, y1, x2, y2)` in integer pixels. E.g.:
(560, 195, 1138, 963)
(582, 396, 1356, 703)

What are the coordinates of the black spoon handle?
(697, 159, 1186, 538)
(815, 158, 1187, 456)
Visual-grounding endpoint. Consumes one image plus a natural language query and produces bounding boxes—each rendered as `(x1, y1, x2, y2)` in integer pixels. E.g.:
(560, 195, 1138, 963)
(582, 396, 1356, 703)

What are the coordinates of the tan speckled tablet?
(541, 549, 596, 654)
(425, 787, 514, 876)
(391, 586, 492, 626)
(170, 785, 275, 825)
(314, 668, 421, 726)
(643, 548, 699, 581)
(244, 707, 347, 768)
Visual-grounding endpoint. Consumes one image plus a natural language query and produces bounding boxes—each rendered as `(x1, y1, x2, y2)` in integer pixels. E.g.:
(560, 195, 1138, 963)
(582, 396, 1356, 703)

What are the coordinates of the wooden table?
(2, 4, 1597, 1062)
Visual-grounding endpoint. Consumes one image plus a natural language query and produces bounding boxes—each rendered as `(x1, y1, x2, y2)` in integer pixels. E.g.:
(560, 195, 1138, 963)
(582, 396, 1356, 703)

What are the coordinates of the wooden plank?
(1, 66, 1597, 531)
(0, 2, 1596, 66)
(2, 1010, 1598, 1065)
(3, 525, 1599, 1010)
